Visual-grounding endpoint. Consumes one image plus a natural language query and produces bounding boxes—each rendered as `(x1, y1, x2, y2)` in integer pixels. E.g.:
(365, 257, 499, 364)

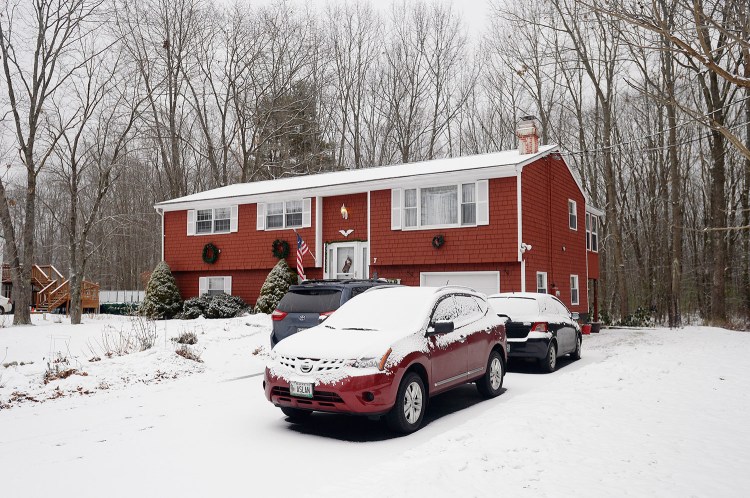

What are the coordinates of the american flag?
(296, 233, 309, 281)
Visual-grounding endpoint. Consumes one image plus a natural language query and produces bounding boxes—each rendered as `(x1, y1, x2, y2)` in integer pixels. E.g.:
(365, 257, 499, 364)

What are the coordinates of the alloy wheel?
(403, 381, 423, 424)
(489, 357, 503, 390)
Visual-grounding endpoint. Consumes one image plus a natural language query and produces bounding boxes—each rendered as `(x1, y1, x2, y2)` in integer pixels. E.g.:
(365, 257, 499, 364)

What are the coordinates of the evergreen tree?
(255, 259, 298, 314)
(140, 261, 183, 319)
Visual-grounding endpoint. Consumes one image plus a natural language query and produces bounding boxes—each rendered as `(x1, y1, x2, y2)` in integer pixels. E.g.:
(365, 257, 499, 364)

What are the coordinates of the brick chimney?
(516, 116, 540, 155)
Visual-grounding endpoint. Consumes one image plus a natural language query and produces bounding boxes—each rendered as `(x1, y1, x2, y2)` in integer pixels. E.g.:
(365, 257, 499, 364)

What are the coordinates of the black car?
(270, 279, 394, 347)
(487, 292, 582, 372)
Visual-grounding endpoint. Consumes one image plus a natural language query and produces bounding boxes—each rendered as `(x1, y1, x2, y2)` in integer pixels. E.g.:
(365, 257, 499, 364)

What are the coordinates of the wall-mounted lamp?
(520, 242, 533, 254)
(340, 204, 349, 220)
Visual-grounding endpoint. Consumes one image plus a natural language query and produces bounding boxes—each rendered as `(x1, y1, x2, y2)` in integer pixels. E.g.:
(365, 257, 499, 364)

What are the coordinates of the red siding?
(587, 251, 599, 280)
(322, 193, 368, 245)
(369, 177, 518, 267)
(521, 154, 589, 313)
(165, 202, 319, 305)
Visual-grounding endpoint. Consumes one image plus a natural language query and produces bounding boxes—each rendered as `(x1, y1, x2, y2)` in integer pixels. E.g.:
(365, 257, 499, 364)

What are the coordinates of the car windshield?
(488, 296, 539, 317)
(322, 287, 434, 332)
(277, 289, 342, 313)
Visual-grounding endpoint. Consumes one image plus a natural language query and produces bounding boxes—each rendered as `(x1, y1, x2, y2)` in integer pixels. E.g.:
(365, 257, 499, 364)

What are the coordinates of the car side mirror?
(427, 320, 454, 335)
(571, 312, 580, 320)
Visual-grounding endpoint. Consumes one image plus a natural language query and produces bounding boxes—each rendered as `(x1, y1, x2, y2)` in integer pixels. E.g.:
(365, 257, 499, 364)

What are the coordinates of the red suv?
(264, 286, 507, 433)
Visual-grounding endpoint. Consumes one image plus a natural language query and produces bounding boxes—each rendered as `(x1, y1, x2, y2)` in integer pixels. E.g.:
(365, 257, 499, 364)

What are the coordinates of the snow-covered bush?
(175, 345, 202, 363)
(182, 295, 210, 319)
(140, 261, 182, 319)
(180, 293, 249, 319)
(255, 259, 297, 314)
(205, 293, 250, 318)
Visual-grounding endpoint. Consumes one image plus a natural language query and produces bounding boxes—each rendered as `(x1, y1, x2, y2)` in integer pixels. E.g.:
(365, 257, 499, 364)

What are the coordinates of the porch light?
(341, 204, 349, 219)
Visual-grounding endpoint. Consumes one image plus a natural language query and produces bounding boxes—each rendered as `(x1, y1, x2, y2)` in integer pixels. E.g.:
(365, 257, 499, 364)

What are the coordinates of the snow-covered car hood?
(272, 324, 417, 360)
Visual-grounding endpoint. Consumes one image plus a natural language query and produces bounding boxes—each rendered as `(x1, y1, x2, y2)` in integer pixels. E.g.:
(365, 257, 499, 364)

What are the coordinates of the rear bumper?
(264, 368, 398, 415)
(508, 338, 550, 359)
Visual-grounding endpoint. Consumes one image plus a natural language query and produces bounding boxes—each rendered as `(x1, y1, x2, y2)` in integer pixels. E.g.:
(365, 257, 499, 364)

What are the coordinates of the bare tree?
(0, 0, 103, 324)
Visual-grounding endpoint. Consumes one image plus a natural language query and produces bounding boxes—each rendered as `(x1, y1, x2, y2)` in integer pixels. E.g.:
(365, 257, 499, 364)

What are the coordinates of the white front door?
(326, 242, 369, 279)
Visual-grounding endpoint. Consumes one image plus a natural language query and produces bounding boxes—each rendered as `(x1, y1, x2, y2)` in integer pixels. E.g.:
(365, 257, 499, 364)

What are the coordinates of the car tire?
(541, 341, 557, 373)
(571, 334, 582, 360)
(476, 350, 504, 398)
(280, 406, 312, 422)
(385, 372, 426, 434)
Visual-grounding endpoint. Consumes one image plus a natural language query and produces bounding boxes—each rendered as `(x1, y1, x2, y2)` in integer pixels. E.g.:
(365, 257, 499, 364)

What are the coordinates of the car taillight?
(318, 311, 335, 321)
(271, 310, 287, 321)
(531, 322, 548, 332)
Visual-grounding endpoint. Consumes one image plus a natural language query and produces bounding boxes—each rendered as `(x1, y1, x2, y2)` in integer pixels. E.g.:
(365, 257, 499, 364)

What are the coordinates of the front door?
(326, 242, 369, 280)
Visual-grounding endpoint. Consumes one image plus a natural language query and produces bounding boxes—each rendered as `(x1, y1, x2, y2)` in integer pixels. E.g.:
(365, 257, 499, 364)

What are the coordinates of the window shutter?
(391, 189, 402, 230)
(198, 277, 208, 296)
(302, 198, 312, 228)
(256, 203, 265, 230)
(230, 205, 239, 232)
(224, 276, 232, 295)
(476, 180, 489, 225)
(187, 210, 196, 235)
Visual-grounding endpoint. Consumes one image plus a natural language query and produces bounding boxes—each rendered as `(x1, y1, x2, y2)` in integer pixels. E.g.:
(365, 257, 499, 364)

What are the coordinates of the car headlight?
(350, 348, 392, 371)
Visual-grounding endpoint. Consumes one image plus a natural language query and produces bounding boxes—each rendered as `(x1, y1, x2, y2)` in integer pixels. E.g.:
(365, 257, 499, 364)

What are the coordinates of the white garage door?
(420, 271, 500, 296)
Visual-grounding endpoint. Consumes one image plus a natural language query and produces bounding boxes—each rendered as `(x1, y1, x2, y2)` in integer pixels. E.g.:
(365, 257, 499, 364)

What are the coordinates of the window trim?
(570, 274, 579, 306)
(536, 272, 548, 294)
(191, 206, 234, 236)
(199, 276, 232, 296)
(586, 212, 599, 253)
(568, 199, 577, 231)
(265, 199, 304, 231)
(403, 182, 478, 230)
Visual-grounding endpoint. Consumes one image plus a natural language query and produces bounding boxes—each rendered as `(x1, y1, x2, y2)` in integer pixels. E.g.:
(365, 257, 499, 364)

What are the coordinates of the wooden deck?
(2, 264, 100, 313)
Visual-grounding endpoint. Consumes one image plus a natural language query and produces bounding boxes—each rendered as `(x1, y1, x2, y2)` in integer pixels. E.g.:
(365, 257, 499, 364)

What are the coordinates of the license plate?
(297, 327, 309, 333)
(289, 381, 313, 398)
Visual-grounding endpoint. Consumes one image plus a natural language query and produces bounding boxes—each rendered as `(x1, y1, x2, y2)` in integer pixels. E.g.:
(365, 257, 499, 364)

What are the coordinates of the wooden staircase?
(32, 265, 100, 313)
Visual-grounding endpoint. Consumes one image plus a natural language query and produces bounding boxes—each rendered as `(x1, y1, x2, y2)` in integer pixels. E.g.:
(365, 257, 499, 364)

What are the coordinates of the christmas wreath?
(272, 239, 290, 259)
(431, 234, 445, 249)
(202, 243, 220, 264)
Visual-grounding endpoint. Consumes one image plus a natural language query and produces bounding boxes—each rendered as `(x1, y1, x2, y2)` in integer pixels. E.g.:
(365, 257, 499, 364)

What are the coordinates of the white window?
(536, 272, 548, 294)
(568, 200, 577, 230)
(586, 213, 599, 252)
(570, 275, 579, 305)
(396, 181, 486, 230)
(199, 276, 232, 296)
(188, 206, 237, 235)
(258, 199, 310, 230)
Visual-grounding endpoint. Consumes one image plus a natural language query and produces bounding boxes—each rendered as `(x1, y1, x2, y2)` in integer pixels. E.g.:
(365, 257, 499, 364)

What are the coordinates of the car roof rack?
(296, 278, 390, 285)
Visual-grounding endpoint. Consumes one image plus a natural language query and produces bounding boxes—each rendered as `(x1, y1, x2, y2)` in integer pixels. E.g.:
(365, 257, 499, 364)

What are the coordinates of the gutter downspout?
(158, 208, 165, 262)
(517, 166, 525, 292)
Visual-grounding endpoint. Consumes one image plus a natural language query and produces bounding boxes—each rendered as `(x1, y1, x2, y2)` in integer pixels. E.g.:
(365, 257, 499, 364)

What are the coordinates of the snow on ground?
(1, 316, 749, 497)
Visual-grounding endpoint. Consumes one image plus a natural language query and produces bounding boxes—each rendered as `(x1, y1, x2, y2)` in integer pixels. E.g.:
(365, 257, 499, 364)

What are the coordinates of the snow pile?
(0, 313, 272, 409)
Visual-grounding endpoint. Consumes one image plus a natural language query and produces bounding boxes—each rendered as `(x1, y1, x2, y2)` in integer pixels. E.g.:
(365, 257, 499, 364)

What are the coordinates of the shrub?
(205, 293, 250, 319)
(255, 259, 297, 314)
(175, 345, 202, 363)
(140, 261, 182, 319)
(100, 303, 139, 315)
(180, 293, 249, 319)
(175, 329, 198, 345)
(182, 295, 210, 319)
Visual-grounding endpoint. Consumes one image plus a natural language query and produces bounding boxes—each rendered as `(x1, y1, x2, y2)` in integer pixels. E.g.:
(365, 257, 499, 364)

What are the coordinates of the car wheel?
(541, 341, 557, 373)
(476, 350, 504, 398)
(280, 406, 312, 422)
(571, 335, 582, 360)
(385, 372, 426, 434)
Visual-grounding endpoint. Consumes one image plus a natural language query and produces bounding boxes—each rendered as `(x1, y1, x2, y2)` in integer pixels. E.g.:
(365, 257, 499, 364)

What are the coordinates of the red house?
(155, 120, 602, 320)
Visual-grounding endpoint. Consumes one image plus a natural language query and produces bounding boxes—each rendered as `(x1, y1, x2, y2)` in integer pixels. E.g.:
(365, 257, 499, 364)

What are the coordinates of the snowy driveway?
(1, 317, 749, 497)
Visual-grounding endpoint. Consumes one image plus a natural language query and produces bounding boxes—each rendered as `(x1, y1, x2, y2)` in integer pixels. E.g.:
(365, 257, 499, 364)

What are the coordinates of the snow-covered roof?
(155, 145, 560, 211)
